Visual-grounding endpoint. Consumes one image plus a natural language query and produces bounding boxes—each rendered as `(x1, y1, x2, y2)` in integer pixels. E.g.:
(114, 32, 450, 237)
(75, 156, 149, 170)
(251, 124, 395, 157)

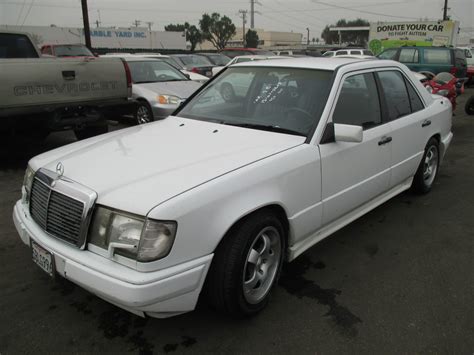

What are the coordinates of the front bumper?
(151, 103, 179, 120)
(13, 201, 212, 318)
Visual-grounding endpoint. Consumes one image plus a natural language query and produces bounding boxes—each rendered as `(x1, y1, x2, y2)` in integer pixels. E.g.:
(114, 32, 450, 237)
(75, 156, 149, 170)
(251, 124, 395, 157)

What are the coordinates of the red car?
(40, 44, 96, 58)
(467, 65, 474, 86)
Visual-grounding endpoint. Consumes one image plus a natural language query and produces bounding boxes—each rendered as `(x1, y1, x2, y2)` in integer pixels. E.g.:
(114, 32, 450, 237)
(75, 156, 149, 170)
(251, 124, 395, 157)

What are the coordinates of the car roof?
(232, 57, 384, 70)
(120, 56, 163, 62)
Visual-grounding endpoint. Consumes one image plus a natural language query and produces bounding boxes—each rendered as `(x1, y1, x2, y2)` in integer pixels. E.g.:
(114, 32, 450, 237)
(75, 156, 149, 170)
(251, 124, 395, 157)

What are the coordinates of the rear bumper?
(13, 200, 212, 318)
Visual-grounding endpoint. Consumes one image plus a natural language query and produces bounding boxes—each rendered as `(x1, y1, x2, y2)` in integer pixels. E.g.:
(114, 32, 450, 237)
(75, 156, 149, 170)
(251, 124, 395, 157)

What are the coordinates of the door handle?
(422, 120, 431, 127)
(62, 70, 76, 80)
(378, 136, 392, 146)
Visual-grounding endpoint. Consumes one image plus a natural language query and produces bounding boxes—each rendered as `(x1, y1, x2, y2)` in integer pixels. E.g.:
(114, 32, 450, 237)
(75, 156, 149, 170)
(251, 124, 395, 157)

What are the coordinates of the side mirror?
(334, 123, 363, 143)
(183, 73, 191, 80)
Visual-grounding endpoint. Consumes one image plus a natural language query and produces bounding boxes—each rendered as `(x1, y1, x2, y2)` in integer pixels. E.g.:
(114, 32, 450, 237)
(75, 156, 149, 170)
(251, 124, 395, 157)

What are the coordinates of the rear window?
(423, 48, 451, 64)
(178, 55, 212, 66)
(54, 45, 93, 57)
(0, 33, 38, 58)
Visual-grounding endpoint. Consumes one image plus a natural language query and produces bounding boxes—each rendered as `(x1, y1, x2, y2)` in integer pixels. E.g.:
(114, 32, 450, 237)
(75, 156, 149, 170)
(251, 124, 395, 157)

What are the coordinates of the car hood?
(30, 117, 305, 216)
(136, 81, 201, 99)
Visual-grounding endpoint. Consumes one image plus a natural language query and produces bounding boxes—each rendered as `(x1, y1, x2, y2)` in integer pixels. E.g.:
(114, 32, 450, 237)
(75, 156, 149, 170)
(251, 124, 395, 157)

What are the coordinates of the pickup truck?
(0, 31, 133, 140)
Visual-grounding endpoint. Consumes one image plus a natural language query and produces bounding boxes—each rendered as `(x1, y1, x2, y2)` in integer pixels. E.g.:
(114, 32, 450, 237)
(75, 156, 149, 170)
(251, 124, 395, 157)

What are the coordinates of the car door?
(376, 70, 428, 187)
(421, 48, 452, 74)
(319, 71, 391, 226)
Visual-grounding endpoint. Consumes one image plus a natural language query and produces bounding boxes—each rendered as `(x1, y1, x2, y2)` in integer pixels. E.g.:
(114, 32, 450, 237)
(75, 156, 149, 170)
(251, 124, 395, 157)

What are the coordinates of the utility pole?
(95, 20, 101, 28)
(133, 19, 141, 27)
(80, 0, 92, 50)
(442, 0, 449, 20)
(306, 27, 310, 46)
(250, 0, 261, 29)
(239, 10, 248, 47)
(145, 21, 153, 31)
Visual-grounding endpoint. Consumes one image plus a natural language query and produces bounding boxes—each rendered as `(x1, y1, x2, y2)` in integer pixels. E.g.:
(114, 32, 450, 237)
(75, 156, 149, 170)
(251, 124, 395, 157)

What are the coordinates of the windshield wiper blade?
(135, 80, 158, 84)
(224, 123, 305, 137)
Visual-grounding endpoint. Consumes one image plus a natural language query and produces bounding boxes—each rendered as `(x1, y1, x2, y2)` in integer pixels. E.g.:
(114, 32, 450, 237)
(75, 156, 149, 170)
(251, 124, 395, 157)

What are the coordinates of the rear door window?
(399, 48, 419, 63)
(0, 33, 38, 58)
(423, 48, 451, 64)
(335, 51, 348, 56)
(377, 71, 411, 120)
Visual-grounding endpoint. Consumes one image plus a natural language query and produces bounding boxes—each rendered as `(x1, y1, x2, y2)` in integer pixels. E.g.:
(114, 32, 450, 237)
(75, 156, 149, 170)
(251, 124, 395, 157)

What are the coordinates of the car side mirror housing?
(334, 123, 363, 143)
(183, 73, 191, 80)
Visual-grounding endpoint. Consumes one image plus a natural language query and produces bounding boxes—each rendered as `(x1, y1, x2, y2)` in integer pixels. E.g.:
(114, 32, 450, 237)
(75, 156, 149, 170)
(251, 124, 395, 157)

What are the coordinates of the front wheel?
(135, 101, 154, 124)
(465, 96, 474, 115)
(205, 211, 285, 318)
(412, 137, 439, 194)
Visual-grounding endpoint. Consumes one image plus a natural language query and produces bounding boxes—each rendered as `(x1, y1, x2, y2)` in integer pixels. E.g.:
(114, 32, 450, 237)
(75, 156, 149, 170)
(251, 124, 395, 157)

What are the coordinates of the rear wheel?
(465, 96, 474, 115)
(412, 137, 439, 194)
(205, 211, 285, 318)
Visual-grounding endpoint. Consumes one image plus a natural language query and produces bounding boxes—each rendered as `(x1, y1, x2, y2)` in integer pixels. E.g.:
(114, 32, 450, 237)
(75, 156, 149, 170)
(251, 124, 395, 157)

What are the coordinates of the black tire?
(74, 124, 108, 140)
(205, 211, 286, 318)
(412, 137, 440, 194)
(135, 101, 154, 125)
(465, 96, 474, 115)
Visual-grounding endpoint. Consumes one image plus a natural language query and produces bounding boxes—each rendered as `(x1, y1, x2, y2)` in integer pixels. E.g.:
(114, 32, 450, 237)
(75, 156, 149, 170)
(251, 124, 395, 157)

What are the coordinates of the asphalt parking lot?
(1, 91, 473, 354)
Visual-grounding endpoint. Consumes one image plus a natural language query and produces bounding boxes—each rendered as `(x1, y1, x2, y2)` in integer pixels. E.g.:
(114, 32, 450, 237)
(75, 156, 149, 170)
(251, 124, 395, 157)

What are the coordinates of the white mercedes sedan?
(13, 58, 453, 319)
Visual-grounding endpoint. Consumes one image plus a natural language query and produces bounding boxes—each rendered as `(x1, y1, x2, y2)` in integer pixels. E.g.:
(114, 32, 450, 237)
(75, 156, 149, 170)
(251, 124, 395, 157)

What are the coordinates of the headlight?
(23, 166, 35, 193)
(437, 89, 449, 97)
(22, 165, 35, 203)
(89, 206, 177, 262)
(425, 85, 433, 94)
(157, 94, 181, 105)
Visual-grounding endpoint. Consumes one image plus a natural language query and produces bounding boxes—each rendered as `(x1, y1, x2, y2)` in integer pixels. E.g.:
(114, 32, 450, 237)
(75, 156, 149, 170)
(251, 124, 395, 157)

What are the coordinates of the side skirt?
(287, 177, 413, 261)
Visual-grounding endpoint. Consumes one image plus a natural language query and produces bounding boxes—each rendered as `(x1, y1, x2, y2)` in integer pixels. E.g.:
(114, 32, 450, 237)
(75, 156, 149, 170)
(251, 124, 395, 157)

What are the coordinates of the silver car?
(124, 57, 202, 124)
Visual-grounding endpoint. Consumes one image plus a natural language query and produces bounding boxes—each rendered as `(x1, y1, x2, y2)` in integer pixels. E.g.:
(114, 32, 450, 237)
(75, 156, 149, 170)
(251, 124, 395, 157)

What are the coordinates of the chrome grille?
(28, 169, 96, 248)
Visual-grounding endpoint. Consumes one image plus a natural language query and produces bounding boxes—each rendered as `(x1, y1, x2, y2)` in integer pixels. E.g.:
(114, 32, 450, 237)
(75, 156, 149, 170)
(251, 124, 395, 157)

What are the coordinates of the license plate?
(31, 240, 55, 277)
(206, 71, 212, 77)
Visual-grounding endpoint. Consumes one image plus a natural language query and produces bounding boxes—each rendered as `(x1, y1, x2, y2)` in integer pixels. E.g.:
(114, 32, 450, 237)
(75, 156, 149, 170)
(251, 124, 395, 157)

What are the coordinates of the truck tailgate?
(0, 57, 129, 110)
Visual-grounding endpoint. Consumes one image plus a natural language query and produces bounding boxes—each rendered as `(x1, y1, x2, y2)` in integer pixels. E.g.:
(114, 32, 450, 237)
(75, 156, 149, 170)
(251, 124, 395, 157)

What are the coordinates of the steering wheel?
(157, 74, 171, 80)
(283, 107, 314, 131)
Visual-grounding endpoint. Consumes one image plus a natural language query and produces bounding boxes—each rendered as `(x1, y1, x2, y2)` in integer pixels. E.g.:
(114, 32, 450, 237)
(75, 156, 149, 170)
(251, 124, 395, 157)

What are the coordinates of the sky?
(1, 0, 473, 40)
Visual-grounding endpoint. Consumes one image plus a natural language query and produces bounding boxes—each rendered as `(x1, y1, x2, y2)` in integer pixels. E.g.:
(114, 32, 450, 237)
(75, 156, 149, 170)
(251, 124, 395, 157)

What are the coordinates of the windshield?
(54, 45, 93, 57)
(178, 66, 333, 137)
(178, 55, 212, 66)
(205, 54, 231, 65)
(128, 60, 188, 83)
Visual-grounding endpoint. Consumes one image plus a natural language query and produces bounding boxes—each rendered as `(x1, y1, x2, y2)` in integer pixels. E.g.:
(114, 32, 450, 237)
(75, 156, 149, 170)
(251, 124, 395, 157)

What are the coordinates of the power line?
(15, 0, 27, 25)
(238, 9, 248, 45)
(20, 0, 35, 27)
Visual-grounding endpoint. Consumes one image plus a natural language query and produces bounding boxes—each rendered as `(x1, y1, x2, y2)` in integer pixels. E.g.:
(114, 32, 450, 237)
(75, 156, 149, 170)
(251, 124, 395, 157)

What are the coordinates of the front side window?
(377, 71, 411, 120)
(178, 67, 334, 137)
(333, 73, 382, 129)
(323, 51, 335, 57)
(423, 48, 451, 64)
(399, 48, 419, 63)
(336, 51, 348, 56)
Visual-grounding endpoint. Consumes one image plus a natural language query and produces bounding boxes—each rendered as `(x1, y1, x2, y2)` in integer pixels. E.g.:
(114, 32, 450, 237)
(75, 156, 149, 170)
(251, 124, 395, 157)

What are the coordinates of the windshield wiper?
(224, 122, 305, 137)
(134, 80, 158, 84)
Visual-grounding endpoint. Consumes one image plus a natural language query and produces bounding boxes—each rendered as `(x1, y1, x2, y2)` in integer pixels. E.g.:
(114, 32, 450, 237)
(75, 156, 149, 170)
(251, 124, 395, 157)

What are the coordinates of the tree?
(245, 29, 259, 48)
(199, 13, 236, 50)
(165, 22, 202, 51)
(321, 18, 369, 45)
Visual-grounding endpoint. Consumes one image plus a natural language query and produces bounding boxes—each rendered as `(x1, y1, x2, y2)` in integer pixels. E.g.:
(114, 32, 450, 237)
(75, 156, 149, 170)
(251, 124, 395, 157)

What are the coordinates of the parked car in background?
(323, 48, 374, 57)
(196, 53, 231, 66)
(458, 47, 474, 85)
(169, 54, 215, 78)
(1, 31, 133, 140)
(13, 57, 452, 320)
(377, 46, 468, 79)
(40, 44, 96, 58)
(220, 47, 276, 58)
(103, 53, 209, 84)
(211, 55, 288, 76)
(123, 57, 202, 124)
